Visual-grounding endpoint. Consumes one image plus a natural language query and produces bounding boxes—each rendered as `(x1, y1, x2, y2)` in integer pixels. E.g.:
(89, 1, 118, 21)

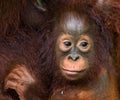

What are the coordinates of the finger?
(5, 73, 20, 82)
(4, 80, 17, 91)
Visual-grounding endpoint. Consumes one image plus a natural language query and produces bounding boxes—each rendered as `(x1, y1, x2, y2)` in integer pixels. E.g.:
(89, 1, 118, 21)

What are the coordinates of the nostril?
(68, 55, 80, 61)
(74, 56, 79, 61)
(68, 56, 72, 60)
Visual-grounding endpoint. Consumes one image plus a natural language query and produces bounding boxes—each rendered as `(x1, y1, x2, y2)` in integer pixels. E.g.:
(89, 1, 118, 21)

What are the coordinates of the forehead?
(58, 12, 91, 36)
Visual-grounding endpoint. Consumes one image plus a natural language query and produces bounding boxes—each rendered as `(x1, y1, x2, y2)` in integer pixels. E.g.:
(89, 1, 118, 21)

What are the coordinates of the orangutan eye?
(78, 40, 90, 52)
(34, 0, 46, 11)
(64, 41, 72, 47)
(59, 40, 73, 52)
(77, 37, 92, 53)
(80, 41, 88, 47)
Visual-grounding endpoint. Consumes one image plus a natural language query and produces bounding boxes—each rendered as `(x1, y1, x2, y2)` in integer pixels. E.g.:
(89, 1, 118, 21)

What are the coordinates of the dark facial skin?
(55, 12, 95, 80)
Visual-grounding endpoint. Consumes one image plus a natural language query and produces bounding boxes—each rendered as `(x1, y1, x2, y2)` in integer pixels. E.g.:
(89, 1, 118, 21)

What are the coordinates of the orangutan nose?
(68, 54, 80, 61)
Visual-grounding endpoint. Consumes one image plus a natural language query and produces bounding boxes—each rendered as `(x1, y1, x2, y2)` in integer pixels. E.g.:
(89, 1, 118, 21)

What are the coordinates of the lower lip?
(62, 69, 84, 75)
(64, 70, 79, 75)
